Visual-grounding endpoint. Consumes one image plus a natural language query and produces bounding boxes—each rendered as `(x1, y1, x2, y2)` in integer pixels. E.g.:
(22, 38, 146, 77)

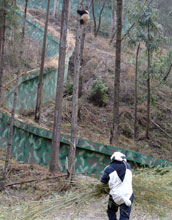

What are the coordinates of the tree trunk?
(53, 0, 59, 17)
(22, 0, 28, 40)
(0, 6, 3, 51)
(95, 0, 106, 37)
(91, 0, 97, 35)
(91, 0, 106, 37)
(49, 0, 70, 172)
(68, 0, 83, 178)
(35, 0, 50, 123)
(0, 0, 6, 109)
(145, 24, 151, 139)
(110, 0, 123, 145)
(78, 0, 91, 98)
(109, 0, 116, 43)
(134, 43, 140, 140)
(13, 0, 16, 7)
(3, 72, 20, 179)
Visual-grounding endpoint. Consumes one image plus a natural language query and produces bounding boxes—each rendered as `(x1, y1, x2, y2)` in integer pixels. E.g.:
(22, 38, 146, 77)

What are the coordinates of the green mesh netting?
(5, 10, 72, 112)
(0, 112, 171, 178)
(17, 0, 129, 34)
(17, 10, 59, 57)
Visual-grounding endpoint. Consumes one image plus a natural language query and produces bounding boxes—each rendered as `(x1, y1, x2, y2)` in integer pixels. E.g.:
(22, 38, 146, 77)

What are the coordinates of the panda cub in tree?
(77, 10, 90, 25)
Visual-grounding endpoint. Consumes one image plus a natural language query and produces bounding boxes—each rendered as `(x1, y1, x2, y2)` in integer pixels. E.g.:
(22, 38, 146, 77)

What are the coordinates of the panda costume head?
(110, 152, 127, 162)
(77, 9, 90, 25)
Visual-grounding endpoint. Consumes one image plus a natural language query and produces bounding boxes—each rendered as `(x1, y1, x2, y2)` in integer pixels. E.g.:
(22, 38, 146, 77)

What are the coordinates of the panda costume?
(101, 152, 133, 220)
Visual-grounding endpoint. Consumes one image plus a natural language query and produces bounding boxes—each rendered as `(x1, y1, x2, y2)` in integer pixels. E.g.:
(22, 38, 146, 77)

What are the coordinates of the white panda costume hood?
(110, 151, 127, 162)
(101, 152, 133, 207)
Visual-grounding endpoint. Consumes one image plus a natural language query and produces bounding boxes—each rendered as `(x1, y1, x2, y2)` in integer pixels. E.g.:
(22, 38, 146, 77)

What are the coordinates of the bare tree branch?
(5, 174, 67, 188)
(163, 61, 172, 81)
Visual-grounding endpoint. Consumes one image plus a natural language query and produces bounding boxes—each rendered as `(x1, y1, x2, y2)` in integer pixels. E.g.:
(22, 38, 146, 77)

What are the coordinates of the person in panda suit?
(101, 152, 134, 220)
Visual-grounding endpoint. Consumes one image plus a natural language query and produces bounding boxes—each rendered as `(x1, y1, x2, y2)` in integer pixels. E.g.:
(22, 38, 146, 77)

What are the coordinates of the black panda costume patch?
(77, 10, 90, 25)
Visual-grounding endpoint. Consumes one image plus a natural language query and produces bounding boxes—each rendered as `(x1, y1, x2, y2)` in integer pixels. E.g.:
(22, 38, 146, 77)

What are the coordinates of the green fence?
(4, 10, 72, 112)
(1, 112, 171, 178)
(17, 0, 129, 35)
(17, 10, 60, 58)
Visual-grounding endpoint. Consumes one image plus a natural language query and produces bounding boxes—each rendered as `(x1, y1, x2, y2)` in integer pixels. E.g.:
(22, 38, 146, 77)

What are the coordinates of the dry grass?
(0, 154, 172, 220)
(1, 146, 172, 219)
(133, 167, 172, 216)
(27, 8, 75, 51)
(2, 35, 41, 93)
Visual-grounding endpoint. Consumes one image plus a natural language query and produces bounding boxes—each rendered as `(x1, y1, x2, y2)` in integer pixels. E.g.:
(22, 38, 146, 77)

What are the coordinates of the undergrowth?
(0, 167, 172, 220)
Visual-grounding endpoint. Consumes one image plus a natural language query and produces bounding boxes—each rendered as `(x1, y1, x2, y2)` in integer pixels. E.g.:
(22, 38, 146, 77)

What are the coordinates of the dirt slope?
(19, 8, 172, 163)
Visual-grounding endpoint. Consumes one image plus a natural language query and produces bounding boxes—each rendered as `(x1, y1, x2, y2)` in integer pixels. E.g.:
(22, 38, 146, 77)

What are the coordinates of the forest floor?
(0, 149, 172, 220)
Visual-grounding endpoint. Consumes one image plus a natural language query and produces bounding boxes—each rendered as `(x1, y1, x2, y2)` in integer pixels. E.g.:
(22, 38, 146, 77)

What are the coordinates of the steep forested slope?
(22, 8, 172, 162)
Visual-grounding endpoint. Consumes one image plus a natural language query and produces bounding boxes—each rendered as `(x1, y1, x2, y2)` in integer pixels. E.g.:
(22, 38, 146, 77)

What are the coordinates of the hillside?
(1, 6, 172, 220)
(17, 8, 172, 163)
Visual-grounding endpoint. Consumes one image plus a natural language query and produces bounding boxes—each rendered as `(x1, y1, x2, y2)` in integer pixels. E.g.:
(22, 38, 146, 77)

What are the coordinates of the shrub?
(65, 81, 73, 96)
(89, 78, 108, 107)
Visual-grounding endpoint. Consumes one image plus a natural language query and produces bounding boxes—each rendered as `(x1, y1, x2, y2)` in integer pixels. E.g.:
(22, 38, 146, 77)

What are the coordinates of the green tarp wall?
(17, 0, 129, 34)
(5, 10, 73, 112)
(1, 112, 171, 178)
